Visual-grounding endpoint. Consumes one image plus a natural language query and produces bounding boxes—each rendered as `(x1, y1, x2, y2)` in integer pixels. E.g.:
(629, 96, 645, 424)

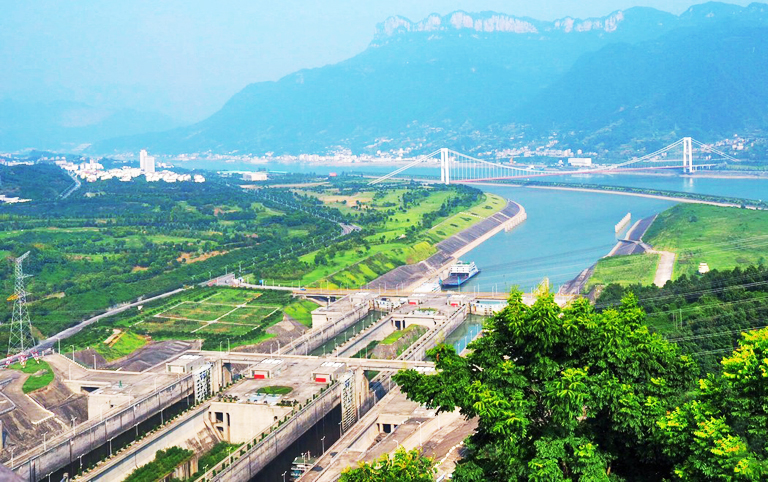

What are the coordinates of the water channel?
(309, 311, 384, 357)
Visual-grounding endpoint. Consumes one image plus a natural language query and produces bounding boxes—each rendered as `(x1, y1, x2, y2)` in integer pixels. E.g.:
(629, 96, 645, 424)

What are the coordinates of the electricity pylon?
(7, 251, 35, 356)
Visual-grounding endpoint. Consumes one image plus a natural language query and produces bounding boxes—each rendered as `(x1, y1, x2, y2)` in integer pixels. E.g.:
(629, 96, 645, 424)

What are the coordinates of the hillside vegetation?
(644, 204, 768, 278)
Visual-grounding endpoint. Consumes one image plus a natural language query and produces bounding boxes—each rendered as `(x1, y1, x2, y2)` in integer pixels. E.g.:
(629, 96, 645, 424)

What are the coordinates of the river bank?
(472, 182, 764, 209)
(366, 200, 526, 291)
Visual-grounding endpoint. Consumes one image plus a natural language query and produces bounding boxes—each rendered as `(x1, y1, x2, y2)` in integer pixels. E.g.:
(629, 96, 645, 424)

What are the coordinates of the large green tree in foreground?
(658, 328, 768, 480)
(395, 291, 698, 480)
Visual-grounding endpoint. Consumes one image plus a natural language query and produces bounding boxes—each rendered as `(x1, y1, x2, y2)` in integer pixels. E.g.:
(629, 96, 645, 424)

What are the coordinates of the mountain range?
(32, 3, 768, 155)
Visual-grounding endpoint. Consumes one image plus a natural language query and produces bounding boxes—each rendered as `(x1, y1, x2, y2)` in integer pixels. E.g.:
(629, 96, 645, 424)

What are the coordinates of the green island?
(504, 179, 768, 209)
(586, 203, 768, 291)
(290, 181, 505, 288)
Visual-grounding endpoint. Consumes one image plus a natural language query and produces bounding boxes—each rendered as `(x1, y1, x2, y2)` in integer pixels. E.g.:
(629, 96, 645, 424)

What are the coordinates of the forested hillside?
(597, 264, 768, 373)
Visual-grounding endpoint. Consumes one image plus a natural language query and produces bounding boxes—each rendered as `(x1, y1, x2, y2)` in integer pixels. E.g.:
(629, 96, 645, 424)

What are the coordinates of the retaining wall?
(13, 374, 195, 481)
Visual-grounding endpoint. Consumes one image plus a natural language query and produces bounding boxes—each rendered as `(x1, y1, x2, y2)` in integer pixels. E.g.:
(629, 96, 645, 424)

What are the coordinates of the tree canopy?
(395, 291, 698, 480)
(340, 447, 435, 482)
(658, 328, 768, 480)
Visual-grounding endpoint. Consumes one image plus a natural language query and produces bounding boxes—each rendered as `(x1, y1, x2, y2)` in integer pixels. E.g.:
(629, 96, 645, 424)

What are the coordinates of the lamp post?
(418, 421, 423, 448)
(321, 435, 326, 454)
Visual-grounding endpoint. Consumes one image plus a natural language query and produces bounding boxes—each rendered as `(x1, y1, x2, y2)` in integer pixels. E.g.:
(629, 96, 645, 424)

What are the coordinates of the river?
(187, 161, 768, 294)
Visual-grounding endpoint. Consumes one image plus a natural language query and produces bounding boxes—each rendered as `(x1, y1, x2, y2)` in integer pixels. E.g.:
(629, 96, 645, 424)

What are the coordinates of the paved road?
(651, 249, 676, 287)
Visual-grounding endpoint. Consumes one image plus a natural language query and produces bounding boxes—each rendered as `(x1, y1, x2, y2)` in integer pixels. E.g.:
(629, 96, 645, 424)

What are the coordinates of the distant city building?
(242, 172, 268, 181)
(568, 157, 592, 167)
(139, 149, 156, 174)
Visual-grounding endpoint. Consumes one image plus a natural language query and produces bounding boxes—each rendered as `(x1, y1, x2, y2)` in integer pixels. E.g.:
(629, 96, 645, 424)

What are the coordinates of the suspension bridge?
(369, 137, 739, 185)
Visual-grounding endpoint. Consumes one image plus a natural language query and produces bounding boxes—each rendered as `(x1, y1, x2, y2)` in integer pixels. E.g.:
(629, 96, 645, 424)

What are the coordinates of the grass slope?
(10, 360, 54, 393)
(586, 253, 661, 291)
(644, 204, 768, 278)
(283, 300, 318, 327)
(296, 192, 505, 289)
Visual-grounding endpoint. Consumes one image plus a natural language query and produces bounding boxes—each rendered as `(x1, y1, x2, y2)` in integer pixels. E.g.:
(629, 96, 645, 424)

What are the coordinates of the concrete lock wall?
(212, 385, 341, 481)
(285, 303, 369, 356)
(15, 374, 195, 480)
(90, 407, 210, 482)
(400, 305, 468, 361)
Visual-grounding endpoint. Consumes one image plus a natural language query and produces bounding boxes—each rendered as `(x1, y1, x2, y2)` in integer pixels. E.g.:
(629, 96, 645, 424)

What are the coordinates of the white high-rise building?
(139, 149, 156, 174)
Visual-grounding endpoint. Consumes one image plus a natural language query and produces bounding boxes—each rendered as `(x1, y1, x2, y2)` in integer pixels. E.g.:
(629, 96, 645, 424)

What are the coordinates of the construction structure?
(7, 252, 35, 357)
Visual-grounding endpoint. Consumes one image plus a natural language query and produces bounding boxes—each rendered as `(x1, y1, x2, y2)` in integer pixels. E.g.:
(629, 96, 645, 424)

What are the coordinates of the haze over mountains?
(7, 2, 768, 156)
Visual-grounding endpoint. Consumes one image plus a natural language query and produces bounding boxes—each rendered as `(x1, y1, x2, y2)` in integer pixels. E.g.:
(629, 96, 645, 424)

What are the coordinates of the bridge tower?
(440, 148, 451, 185)
(683, 137, 694, 173)
(8, 251, 35, 356)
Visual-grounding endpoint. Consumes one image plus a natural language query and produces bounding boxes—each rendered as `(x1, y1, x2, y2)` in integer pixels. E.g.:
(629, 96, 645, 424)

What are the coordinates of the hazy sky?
(0, 0, 753, 122)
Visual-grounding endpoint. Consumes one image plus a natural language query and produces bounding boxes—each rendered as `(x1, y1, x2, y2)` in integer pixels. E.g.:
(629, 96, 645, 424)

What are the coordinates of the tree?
(340, 447, 435, 482)
(657, 328, 768, 480)
(394, 291, 697, 481)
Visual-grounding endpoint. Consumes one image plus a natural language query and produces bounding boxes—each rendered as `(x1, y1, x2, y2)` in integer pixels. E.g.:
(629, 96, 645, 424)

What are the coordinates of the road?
(650, 249, 676, 287)
(58, 170, 82, 199)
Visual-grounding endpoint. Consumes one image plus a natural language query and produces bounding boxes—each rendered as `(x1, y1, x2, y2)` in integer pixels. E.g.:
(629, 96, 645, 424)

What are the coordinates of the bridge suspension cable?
(368, 137, 735, 185)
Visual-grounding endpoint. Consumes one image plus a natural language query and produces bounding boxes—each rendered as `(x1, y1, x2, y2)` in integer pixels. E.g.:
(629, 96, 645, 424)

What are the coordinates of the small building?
(698, 262, 710, 274)
(167, 354, 206, 374)
(568, 157, 593, 167)
(448, 294, 472, 307)
(248, 358, 284, 379)
(311, 361, 346, 383)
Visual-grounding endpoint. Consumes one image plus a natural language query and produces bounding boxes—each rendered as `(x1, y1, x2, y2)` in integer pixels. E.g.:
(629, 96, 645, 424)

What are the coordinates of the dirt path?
(650, 249, 676, 287)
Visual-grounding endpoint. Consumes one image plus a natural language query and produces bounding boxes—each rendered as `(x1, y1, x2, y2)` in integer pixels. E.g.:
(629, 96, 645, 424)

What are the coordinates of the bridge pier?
(440, 148, 450, 185)
(683, 137, 693, 173)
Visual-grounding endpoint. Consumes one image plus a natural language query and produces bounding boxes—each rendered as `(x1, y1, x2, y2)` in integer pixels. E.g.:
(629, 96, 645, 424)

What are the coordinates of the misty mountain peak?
(552, 11, 625, 33)
(373, 9, 633, 45)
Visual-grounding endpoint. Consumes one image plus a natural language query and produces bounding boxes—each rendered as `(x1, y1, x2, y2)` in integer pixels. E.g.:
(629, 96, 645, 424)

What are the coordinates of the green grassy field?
(205, 289, 264, 305)
(218, 307, 277, 325)
(425, 193, 506, 243)
(644, 204, 768, 278)
(158, 302, 235, 322)
(97, 331, 148, 361)
(9, 360, 54, 393)
(294, 192, 503, 289)
(381, 325, 426, 345)
(197, 323, 255, 335)
(283, 300, 318, 327)
(586, 253, 661, 291)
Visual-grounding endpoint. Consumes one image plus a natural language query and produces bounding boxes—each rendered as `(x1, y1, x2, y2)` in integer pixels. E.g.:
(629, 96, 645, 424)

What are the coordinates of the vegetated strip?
(496, 180, 768, 209)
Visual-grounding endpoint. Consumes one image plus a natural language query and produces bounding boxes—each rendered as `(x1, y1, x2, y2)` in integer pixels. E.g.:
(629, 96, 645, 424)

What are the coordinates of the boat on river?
(440, 261, 480, 288)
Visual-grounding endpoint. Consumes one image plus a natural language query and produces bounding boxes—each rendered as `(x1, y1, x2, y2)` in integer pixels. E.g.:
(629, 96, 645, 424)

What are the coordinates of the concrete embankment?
(367, 200, 527, 291)
(560, 214, 658, 295)
(12, 361, 198, 480)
